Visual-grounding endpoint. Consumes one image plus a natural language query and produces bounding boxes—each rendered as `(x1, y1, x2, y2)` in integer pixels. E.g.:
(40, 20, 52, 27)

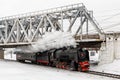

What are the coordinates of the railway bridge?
(0, 3, 105, 48)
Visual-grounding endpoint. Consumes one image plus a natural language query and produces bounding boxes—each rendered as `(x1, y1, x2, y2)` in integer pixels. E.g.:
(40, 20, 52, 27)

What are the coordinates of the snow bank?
(90, 59, 120, 75)
(15, 31, 77, 53)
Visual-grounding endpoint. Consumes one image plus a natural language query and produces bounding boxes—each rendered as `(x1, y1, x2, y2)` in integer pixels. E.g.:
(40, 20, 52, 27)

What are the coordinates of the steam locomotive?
(15, 47, 90, 72)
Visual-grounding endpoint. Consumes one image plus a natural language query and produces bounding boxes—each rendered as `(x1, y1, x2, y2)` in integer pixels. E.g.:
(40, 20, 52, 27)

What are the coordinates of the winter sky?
(0, 0, 120, 32)
(0, 0, 119, 17)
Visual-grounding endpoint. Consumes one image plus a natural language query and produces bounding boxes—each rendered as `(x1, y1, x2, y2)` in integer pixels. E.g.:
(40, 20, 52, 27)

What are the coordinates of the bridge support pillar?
(114, 37, 120, 59)
(0, 48, 4, 59)
(99, 37, 115, 65)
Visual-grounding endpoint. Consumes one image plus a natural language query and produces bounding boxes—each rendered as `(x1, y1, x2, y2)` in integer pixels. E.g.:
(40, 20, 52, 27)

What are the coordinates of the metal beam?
(55, 21, 63, 31)
(83, 10, 103, 35)
(12, 31, 17, 42)
(75, 18, 86, 35)
(18, 19, 30, 42)
(86, 19, 88, 35)
(29, 17, 32, 38)
(0, 31, 5, 43)
(20, 25, 30, 42)
(6, 19, 17, 43)
(17, 21, 20, 42)
(5, 20, 8, 40)
(67, 9, 80, 32)
(31, 17, 44, 41)
(45, 15, 56, 30)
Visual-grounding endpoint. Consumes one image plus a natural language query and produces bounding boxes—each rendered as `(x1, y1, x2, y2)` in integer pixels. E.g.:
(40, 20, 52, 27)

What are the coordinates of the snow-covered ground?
(90, 59, 120, 75)
(0, 60, 118, 80)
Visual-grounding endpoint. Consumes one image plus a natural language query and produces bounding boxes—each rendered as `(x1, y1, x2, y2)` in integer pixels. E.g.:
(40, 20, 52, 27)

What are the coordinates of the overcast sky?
(0, 0, 120, 17)
(0, 0, 120, 32)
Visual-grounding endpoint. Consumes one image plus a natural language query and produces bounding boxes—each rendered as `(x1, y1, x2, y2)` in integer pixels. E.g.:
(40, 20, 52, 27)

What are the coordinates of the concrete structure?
(0, 49, 4, 59)
(99, 32, 120, 65)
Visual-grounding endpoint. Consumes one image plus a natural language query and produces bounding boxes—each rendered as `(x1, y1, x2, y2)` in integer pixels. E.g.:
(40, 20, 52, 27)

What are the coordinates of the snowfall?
(1, 31, 120, 80)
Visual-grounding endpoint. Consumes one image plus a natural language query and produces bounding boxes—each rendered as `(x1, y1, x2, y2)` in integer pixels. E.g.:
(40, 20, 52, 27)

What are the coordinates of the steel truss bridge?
(0, 3, 105, 48)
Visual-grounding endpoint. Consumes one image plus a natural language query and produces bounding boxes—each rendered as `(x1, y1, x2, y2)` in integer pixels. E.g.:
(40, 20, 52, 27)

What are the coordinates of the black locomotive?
(15, 47, 90, 72)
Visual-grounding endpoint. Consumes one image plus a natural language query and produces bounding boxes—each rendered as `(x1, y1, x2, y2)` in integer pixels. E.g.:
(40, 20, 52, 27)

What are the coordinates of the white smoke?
(15, 31, 77, 53)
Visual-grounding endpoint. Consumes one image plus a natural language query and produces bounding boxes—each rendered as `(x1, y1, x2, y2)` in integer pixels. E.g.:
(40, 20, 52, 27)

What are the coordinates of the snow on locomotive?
(15, 47, 90, 72)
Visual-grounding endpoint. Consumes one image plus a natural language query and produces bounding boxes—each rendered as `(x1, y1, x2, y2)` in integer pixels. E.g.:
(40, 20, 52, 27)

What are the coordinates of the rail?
(84, 70, 120, 79)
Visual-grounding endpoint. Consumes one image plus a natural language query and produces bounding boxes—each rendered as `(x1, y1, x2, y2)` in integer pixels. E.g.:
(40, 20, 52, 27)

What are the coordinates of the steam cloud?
(15, 31, 77, 53)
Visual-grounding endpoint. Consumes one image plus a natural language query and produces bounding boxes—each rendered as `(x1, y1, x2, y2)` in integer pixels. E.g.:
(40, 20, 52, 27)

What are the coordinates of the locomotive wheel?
(32, 61, 36, 64)
(22, 60, 25, 63)
(48, 62, 53, 66)
(18, 60, 24, 63)
(37, 62, 40, 65)
(17, 59, 20, 62)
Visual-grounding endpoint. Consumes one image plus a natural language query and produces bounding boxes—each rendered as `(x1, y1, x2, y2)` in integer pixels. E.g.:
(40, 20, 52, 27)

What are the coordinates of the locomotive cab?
(36, 51, 51, 65)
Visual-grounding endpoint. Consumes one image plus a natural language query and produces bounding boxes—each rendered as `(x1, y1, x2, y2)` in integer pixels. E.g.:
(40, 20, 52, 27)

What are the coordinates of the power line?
(85, 22, 120, 34)
(98, 12, 120, 22)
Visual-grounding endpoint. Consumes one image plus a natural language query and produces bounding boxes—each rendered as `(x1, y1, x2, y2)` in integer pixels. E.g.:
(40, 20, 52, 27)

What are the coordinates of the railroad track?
(85, 70, 120, 79)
